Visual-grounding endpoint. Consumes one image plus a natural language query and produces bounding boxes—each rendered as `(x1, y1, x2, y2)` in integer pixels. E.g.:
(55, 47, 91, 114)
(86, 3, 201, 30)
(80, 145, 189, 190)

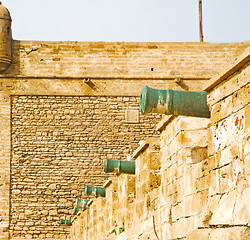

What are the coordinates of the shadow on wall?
(0, 40, 21, 77)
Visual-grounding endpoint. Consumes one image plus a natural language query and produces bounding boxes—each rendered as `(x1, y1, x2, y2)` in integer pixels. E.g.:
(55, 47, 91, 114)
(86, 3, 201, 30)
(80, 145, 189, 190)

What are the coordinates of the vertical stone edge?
(0, 93, 11, 240)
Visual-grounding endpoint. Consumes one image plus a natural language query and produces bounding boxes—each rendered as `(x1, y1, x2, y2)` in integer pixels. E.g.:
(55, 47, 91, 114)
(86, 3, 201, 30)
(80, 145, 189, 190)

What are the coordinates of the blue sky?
(3, 0, 250, 42)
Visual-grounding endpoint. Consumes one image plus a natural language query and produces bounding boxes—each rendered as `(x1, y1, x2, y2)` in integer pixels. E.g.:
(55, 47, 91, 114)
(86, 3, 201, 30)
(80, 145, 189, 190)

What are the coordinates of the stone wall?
(70, 115, 210, 240)
(2, 41, 249, 79)
(0, 40, 250, 240)
(70, 47, 250, 240)
(159, 116, 210, 239)
(0, 93, 11, 240)
(10, 95, 161, 239)
(185, 45, 250, 240)
(198, 47, 250, 234)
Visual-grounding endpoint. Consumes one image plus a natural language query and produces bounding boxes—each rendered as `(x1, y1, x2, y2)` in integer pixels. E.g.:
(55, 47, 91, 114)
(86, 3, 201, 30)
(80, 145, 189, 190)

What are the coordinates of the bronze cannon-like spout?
(140, 86, 210, 118)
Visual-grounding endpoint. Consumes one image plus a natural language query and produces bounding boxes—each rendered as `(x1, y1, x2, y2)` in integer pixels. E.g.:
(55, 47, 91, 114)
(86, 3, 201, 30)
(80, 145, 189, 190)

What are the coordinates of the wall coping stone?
(132, 138, 159, 159)
(155, 115, 175, 132)
(203, 46, 250, 92)
(103, 179, 112, 188)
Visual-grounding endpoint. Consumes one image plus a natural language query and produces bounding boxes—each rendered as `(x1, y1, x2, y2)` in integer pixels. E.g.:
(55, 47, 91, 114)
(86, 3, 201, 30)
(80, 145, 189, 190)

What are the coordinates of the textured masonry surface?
(10, 95, 161, 239)
(69, 47, 250, 240)
(0, 40, 250, 240)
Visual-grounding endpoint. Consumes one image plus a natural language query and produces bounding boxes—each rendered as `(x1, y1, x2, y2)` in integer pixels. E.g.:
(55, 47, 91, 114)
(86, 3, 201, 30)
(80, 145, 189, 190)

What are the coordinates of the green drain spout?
(73, 199, 90, 215)
(84, 186, 105, 197)
(73, 206, 81, 215)
(140, 85, 210, 118)
(76, 199, 89, 209)
(104, 159, 135, 174)
(60, 219, 72, 226)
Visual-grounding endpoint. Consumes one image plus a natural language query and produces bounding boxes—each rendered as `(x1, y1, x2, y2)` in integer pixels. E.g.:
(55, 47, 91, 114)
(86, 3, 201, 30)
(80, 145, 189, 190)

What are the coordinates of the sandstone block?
(211, 102, 222, 124)
(178, 116, 210, 131)
(148, 152, 161, 170)
(186, 228, 211, 240)
(210, 190, 236, 225)
(148, 171, 161, 190)
(184, 166, 196, 196)
(208, 169, 220, 196)
(219, 146, 233, 167)
(232, 83, 250, 113)
(178, 129, 208, 148)
(219, 163, 234, 193)
(231, 188, 250, 225)
(209, 227, 250, 240)
(207, 127, 215, 156)
(185, 194, 201, 217)
(172, 201, 184, 222)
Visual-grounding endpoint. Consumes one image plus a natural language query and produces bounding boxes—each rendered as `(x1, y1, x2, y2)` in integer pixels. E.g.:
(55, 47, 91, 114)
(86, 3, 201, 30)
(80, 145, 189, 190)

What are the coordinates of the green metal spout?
(60, 219, 72, 226)
(104, 159, 135, 174)
(84, 186, 105, 197)
(76, 199, 89, 209)
(73, 199, 89, 215)
(73, 206, 82, 215)
(140, 86, 210, 118)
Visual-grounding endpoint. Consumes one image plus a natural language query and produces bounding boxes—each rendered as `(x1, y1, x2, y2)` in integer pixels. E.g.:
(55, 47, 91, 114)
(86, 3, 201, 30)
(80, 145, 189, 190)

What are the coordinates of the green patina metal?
(84, 186, 105, 197)
(73, 206, 82, 215)
(73, 199, 89, 215)
(60, 219, 72, 226)
(104, 159, 135, 175)
(76, 198, 89, 209)
(140, 85, 210, 118)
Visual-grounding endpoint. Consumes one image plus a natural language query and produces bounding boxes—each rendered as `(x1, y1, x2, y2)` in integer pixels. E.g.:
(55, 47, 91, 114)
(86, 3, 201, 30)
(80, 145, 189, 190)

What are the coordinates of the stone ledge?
(186, 226, 250, 240)
(155, 115, 175, 132)
(132, 138, 159, 159)
(103, 179, 112, 188)
(203, 46, 250, 92)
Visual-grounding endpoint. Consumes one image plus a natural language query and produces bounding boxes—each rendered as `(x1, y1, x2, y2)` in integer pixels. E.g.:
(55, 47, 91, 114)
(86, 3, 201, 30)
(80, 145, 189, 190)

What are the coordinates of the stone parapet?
(204, 47, 250, 227)
(1, 41, 249, 80)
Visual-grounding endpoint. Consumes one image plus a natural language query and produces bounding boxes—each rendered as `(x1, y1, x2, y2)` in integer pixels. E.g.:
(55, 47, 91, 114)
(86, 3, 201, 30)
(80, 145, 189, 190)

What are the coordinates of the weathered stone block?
(178, 129, 208, 148)
(231, 188, 250, 225)
(209, 227, 250, 240)
(172, 201, 184, 222)
(178, 117, 210, 131)
(210, 190, 236, 225)
(184, 166, 196, 196)
(185, 194, 201, 217)
(219, 166, 234, 194)
(232, 83, 250, 113)
(184, 215, 200, 237)
(148, 152, 161, 170)
(245, 104, 250, 136)
(220, 94, 233, 119)
(219, 146, 233, 167)
(186, 228, 211, 240)
(148, 171, 161, 190)
(211, 102, 222, 124)
(208, 169, 220, 196)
